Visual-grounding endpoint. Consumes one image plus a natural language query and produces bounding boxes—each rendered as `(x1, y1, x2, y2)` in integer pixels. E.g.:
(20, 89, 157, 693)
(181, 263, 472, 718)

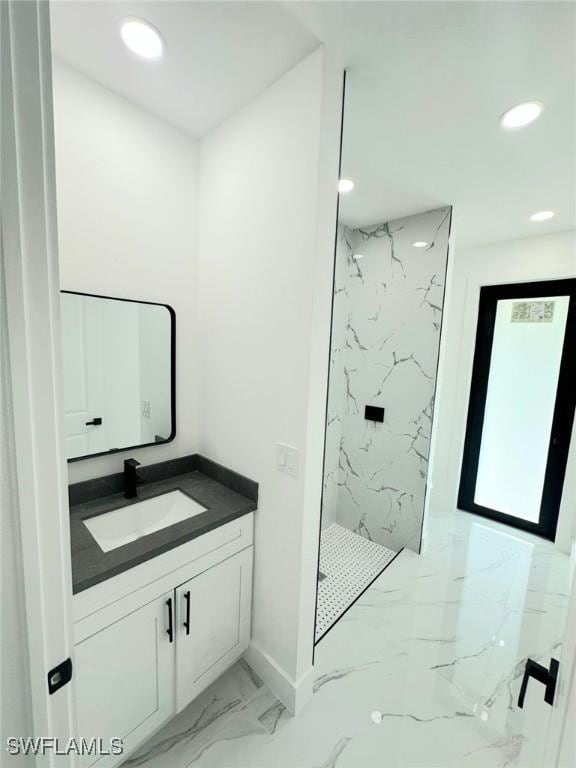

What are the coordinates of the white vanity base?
(73, 513, 253, 768)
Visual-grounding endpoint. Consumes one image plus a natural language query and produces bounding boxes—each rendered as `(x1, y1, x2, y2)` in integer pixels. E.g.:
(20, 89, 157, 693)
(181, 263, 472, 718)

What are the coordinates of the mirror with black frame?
(60, 291, 175, 461)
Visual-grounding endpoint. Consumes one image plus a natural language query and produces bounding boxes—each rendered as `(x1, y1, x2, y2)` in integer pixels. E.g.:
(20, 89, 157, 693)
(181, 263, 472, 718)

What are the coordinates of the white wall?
(52, 62, 199, 482)
(431, 229, 576, 551)
(138, 304, 172, 444)
(53, 50, 342, 709)
(198, 47, 341, 708)
(102, 301, 141, 450)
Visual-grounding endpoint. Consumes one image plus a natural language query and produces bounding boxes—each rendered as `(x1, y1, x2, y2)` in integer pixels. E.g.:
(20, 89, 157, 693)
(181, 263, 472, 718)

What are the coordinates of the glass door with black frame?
(459, 279, 576, 540)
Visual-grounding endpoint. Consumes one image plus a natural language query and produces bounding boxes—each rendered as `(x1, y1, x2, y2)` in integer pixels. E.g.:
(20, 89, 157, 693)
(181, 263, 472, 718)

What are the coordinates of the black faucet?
(124, 458, 143, 499)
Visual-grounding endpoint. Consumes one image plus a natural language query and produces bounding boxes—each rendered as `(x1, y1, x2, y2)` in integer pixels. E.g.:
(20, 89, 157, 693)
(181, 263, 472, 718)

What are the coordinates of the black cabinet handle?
(183, 591, 191, 635)
(166, 598, 174, 643)
(518, 658, 559, 708)
(85, 417, 102, 426)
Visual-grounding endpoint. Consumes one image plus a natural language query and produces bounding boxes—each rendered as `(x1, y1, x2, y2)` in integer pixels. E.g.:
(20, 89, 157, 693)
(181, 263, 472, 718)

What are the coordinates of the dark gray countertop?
(70, 455, 257, 594)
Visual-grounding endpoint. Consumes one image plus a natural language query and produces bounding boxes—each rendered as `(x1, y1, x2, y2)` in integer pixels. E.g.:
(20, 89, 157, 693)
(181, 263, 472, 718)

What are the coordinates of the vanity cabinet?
(175, 547, 253, 710)
(75, 592, 174, 768)
(73, 514, 254, 767)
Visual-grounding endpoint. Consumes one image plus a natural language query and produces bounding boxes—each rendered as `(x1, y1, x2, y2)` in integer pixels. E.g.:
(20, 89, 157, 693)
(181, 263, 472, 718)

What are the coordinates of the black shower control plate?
(365, 405, 384, 423)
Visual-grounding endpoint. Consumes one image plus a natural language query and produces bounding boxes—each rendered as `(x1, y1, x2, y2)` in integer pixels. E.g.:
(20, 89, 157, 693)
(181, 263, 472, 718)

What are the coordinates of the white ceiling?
(49, 1, 319, 138)
(289, 1, 576, 246)
(50, 1, 575, 248)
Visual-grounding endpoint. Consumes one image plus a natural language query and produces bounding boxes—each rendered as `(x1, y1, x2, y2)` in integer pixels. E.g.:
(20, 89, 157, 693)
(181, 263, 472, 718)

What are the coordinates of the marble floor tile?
(124, 660, 268, 768)
(124, 508, 572, 768)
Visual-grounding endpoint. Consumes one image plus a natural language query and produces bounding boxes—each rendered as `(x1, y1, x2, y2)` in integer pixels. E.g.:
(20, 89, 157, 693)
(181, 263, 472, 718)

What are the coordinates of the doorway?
(459, 279, 576, 540)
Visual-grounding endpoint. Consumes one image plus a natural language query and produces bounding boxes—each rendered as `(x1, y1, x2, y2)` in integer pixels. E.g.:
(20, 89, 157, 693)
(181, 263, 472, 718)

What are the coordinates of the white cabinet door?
(75, 592, 176, 767)
(175, 547, 253, 711)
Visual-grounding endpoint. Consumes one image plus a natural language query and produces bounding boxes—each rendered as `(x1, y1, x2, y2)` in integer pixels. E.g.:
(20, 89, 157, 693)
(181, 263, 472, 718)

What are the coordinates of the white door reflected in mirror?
(61, 291, 174, 461)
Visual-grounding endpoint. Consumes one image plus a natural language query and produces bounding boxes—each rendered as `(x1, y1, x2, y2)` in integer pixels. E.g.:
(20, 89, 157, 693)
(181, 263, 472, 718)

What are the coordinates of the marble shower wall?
(321, 226, 351, 531)
(322, 207, 451, 552)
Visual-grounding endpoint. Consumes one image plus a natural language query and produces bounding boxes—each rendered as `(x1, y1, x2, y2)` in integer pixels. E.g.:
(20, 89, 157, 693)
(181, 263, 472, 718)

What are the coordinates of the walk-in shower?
(314, 76, 452, 640)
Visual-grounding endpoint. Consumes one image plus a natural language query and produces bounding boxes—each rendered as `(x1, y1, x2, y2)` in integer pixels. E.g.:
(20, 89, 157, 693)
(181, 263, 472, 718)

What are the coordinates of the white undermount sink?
(83, 490, 207, 552)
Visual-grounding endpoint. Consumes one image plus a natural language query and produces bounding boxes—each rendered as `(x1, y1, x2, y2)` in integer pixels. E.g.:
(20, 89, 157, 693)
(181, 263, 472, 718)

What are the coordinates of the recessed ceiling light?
(121, 18, 164, 60)
(413, 241, 428, 248)
(352, 253, 364, 260)
(530, 210, 555, 222)
(500, 101, 543, 130)
(338, 178, 354, 194)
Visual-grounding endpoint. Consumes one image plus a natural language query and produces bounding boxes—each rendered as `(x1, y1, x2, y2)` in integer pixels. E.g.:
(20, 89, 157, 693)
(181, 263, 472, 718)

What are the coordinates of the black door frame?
(458, 278, 576, 541)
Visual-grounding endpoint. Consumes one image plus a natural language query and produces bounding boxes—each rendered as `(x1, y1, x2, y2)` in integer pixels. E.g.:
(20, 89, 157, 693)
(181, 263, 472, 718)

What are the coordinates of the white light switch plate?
(277, 443, 299, 477)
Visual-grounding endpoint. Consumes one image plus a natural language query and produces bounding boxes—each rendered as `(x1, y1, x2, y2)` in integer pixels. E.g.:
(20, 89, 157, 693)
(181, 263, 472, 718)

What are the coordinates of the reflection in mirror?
(61, 292, 174, 461)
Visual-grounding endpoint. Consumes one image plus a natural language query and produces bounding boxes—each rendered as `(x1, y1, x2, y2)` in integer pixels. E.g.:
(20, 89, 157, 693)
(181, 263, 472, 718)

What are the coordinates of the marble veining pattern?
(323, 207, 451, 553)
(124, 507, 571, 768)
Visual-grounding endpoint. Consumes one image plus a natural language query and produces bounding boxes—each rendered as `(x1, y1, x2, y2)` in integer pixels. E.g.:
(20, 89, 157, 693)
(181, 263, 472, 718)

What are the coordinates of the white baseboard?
(244, 642, 314, 716)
